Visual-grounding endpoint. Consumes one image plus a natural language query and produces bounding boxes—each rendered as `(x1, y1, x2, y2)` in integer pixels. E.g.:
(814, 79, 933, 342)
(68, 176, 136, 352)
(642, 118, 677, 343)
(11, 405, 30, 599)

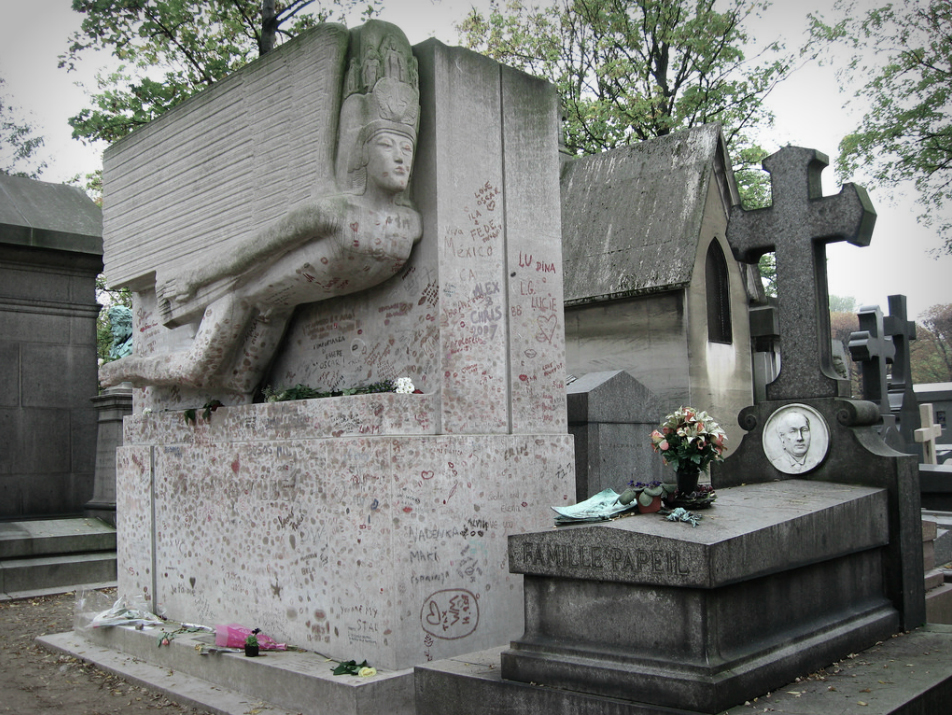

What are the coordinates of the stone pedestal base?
(85, 385, 133, 526)
(116, 396, 574, 672)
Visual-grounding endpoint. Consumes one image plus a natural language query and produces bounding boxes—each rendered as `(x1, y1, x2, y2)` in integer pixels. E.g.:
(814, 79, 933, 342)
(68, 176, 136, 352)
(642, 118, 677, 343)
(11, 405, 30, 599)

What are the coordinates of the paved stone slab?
(415, 626, 952, 715)
(509, 480, 888, 588)
(41, 618, 415, 715)
(39, 631, 298, 715)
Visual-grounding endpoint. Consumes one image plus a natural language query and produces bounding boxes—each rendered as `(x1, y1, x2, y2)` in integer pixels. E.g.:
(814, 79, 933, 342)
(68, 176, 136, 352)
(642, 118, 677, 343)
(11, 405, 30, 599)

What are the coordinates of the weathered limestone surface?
(111, 31, 574, 674)
(118, 402, 574, 671)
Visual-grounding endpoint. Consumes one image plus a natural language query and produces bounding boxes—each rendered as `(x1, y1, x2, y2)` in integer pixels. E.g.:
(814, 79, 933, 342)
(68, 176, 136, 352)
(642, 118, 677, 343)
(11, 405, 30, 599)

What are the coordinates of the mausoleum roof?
(0, 173, 102, 255)
(560, 124, 735, 306)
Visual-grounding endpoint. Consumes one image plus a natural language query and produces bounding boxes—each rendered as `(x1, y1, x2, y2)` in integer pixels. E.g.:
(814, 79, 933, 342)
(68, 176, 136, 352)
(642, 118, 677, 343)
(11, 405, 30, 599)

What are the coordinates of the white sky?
(1, 0, 949, 320)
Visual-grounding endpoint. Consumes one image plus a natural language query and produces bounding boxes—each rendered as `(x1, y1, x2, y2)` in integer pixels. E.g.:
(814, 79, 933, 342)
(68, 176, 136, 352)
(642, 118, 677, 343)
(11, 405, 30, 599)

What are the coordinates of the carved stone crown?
(336, 20, 420, 193)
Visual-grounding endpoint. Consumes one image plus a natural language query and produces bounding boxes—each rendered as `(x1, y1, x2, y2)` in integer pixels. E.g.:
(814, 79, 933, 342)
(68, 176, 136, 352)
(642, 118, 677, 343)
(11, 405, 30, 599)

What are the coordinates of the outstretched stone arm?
(157, 198, 343, 325)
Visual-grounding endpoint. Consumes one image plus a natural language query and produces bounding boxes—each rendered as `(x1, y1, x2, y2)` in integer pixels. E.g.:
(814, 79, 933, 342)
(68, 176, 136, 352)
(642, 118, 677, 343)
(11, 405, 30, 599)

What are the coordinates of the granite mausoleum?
(0, 174, 103, 518)
(99, 22, 574, 675)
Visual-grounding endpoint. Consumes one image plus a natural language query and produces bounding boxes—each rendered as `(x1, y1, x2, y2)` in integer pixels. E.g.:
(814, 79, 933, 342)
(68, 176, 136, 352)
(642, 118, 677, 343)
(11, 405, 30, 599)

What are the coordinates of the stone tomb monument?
(0, 174, 102, 517)
(99, 21, 574, 677)
(416, 147, 925, 714)
(719, 147, 923, 631)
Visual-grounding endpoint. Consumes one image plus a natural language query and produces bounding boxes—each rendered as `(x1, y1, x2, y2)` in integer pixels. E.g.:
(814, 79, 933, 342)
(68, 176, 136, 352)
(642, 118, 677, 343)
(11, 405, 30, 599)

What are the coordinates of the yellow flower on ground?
(358, 666, 377, 677)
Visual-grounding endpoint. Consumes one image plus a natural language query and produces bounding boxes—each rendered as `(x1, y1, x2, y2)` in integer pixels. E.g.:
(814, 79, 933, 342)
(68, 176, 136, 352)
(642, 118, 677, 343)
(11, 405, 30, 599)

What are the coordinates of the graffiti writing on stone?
(420, 588, 479, 640)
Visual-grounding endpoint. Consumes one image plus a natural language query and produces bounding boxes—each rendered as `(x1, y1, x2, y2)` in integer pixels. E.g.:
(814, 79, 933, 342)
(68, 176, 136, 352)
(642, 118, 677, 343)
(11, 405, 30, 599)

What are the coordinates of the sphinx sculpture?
(100, 21, 422, 397)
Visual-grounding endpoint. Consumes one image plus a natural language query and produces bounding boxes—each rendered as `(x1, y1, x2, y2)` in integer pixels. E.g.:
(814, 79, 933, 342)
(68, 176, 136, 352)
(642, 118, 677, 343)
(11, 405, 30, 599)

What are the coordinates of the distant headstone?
(917, 403, 944, 465)
(749, 303, 780, 403)
(849, 304, 904, 450)
(849, 304, 895, 416)
(566, 371, 669, 500)
(884, 294, 919, 452)
(727, 147, 875, 400)
(85, 385, 133, 525)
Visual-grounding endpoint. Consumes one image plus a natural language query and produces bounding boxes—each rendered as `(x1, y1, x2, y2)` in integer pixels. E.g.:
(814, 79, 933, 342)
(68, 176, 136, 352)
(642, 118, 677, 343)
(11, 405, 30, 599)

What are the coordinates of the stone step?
(0, 552, 117, 598)
(0, 518, 116, 559)
(39, 631, 299, 715)
(42, 618, 415, 715)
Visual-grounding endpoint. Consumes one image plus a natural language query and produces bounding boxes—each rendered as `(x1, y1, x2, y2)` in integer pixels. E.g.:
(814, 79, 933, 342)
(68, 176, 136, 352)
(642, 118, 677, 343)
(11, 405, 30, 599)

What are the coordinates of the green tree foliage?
(457, 1, 789, 170)
(757, 252, 776, 297)
(0, 77, 47, 178)
(61, 0, 380, 144)
(828, 294, 858, 313)
(458, 0, 791, 295)
(810, 0, 952, 254)
(912, 303, 952, 383)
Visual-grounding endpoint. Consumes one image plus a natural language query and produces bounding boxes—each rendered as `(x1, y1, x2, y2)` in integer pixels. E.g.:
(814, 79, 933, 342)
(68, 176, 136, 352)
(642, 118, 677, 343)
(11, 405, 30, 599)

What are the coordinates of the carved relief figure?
(763, 404, 830, 475)
(100, 21, 421, 397)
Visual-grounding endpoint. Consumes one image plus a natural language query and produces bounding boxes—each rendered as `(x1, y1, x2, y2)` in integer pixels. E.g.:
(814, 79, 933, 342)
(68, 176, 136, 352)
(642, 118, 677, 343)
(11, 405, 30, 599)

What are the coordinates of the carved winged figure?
(100, 21, 422, 398)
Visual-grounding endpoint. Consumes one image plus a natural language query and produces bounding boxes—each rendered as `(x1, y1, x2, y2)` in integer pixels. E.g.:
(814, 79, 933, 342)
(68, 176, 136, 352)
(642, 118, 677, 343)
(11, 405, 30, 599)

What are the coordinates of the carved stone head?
(336, 21, 420, 197)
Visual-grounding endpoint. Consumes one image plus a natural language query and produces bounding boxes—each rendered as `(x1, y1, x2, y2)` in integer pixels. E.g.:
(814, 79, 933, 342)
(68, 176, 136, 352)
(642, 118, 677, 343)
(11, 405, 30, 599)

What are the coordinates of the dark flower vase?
(676, 469, 700, 495)
(244, 644, 259, 657)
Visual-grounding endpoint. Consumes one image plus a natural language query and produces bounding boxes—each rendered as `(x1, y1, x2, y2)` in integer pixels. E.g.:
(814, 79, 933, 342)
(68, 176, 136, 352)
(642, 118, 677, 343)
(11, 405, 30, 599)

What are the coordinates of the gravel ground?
(1, 588, 212, 715)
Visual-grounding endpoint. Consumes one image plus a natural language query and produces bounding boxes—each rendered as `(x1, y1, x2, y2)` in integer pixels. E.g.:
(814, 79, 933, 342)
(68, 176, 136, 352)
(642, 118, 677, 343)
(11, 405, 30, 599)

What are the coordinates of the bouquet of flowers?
(650, 407, 727, 474)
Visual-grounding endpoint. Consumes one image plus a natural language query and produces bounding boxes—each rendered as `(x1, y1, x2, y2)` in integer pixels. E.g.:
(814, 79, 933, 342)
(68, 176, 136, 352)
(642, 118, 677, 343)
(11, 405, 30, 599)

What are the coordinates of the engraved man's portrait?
(763, 404, 830, 475)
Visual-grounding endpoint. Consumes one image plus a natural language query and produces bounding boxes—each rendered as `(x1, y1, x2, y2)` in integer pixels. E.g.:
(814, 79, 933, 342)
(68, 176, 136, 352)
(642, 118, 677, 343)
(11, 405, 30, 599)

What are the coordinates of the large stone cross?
(849, 304, 895, 415)
(727, 147, 876, 401)
(915, 403, 943, 465)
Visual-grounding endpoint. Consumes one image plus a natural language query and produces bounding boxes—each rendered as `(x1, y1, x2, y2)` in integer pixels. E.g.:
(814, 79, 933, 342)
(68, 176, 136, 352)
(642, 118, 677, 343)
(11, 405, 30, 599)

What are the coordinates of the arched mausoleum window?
(706, 239, 732, 344)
